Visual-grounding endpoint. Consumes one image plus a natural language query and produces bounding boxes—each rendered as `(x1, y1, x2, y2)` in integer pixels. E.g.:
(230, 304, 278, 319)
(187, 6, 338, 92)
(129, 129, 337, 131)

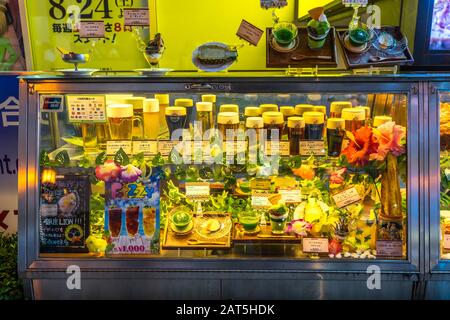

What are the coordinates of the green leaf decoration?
(132, 152, 145, 167)
(95, 152, 107, 165)
(364, 235, 372, 242)
(61, 136, 84, 147)
(114, 148, 129, 166)
(151, 152, 165, 166)
(55, 150, 70, 167)
(78, 156, 91, 168)
(39, 151, 50, 166)
(356, 228, 364, 236)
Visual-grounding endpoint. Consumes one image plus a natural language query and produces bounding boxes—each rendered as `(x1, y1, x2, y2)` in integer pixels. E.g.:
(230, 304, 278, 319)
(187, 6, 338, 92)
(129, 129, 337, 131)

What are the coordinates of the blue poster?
(0, 74, 19, 233)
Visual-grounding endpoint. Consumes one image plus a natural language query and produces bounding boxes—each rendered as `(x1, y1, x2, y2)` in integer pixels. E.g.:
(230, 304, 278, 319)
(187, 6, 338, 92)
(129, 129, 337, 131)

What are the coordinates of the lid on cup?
(202, 94, 216, 103)
(262, 111, 284, 124)
(124, 97, 145, 110)
(373, 115, 392, 127)
(107, 104, 133, 118)
(330, 101, 353, 113)
(295, 104, 314, 116)
(259, 104, 278, 113)
(217, 112, 240, 124)
(314, 106, 327, 115)
(280, 106, 295, 117)
(355, 106, 371, 118)
(303, 111, 325, 124)
(287, 117, 305, 128)
(246, 117, 264, 128)
(245, 107, 261, 117)
(154, 94, 170, 104)
(165, 106, 187, 116)
(175, 98, 194, 107)
(327, 118, 345, 129)
(342, 108, 365, 121)
(220, 104, 239, 113)
(196, 102, 212, 112)
(143, 99, 159, 113)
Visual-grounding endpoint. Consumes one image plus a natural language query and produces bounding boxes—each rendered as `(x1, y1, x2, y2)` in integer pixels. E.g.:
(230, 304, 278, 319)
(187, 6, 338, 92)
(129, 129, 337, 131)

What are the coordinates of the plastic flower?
(287, 219, 312, 237)
(341, 127, 378, 167)
(120, 164, 142, 183)
(330, 168, 347, 185)
(95, 160, 121, 182)
(292, 164, 315, 180)
(370, 121, 406, 161)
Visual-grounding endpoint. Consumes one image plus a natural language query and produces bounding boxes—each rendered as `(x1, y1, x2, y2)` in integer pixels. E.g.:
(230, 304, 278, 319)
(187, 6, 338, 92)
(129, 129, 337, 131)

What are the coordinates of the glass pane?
(440, 92, 450, 259)
(38, 90, 408, 260)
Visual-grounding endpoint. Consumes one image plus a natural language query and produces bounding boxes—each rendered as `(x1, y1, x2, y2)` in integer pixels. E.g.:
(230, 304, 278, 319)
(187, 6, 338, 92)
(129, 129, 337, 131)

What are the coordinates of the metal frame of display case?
(18, 75, 426, 299)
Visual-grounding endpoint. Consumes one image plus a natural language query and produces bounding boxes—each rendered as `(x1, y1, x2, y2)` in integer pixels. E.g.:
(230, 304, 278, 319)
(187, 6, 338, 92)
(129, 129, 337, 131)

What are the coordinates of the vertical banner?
(24, 0, 151, 71)
(0, 75, 19, 234)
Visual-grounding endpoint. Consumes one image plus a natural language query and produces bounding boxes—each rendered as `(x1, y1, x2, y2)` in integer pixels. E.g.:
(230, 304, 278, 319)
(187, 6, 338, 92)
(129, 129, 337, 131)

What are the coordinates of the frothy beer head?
(107, 104, 133, 118)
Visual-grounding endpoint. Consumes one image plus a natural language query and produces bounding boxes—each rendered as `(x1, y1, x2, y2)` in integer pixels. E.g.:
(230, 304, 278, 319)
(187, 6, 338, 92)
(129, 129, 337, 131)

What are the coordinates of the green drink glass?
(273, 22, 298, 48)
(239, 211, 261, 233)
(268, 204, 289, 235)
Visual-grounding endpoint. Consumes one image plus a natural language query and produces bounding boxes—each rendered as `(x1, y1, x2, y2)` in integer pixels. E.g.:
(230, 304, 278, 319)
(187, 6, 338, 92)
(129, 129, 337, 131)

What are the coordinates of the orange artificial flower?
(292, 165, 315, 180)
(341, 126, 379, 167)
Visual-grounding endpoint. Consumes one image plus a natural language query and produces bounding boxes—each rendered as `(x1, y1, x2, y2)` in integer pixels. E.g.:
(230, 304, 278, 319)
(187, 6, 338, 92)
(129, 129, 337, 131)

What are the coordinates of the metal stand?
(352, 65, 399, 75)
(285, 65, 319, 77)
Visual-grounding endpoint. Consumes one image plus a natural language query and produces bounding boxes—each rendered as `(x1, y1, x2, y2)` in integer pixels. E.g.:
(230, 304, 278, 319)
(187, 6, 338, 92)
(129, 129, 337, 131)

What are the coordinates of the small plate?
(171, 220, 194, 236)
(134, 68, 173, 76)
(192, 42, 237, 72)
(270, 35, 299, 53)
(343, 34, 370, 53)
(56, 68, 98, 77)
(195, 215, 232, 239)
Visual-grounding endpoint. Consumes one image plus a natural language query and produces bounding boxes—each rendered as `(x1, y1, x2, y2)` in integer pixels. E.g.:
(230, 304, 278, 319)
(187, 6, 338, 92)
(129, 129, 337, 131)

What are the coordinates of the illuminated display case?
(18, 73, 425, 299)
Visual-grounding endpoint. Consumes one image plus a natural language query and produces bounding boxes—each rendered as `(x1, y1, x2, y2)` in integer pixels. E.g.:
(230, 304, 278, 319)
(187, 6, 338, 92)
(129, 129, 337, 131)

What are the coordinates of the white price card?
(279, 189, 302, 203)
(124, 8, 150, 26)
(264, 141, 290, 156)
(185, 182, 210, 199)
(236, 19, 264, 46)
(107, 141, 132, 155)
(251, 193, 271, 208)
(79, 20, 105, 38)
(376, 240, 403, 257)
(132, 141, 158, 156)
(300, 140, 326, 156)
(158, 140, 180, 156)
(332, 187, 362, 208)
(67, 95, 106, 123)
(302, 238, 329, 253)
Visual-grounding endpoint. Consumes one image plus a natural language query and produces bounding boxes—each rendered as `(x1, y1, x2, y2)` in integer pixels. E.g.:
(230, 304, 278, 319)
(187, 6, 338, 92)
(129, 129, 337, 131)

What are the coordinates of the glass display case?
(18, 74, 423, 299)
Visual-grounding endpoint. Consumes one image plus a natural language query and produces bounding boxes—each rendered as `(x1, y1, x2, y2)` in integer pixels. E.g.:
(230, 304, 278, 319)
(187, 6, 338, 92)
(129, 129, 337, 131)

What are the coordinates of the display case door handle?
(187, 84, 213, 90)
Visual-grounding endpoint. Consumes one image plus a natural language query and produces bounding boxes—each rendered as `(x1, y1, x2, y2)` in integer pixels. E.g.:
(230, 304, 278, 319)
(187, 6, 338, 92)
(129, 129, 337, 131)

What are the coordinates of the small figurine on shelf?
(307, 7, 330, 50)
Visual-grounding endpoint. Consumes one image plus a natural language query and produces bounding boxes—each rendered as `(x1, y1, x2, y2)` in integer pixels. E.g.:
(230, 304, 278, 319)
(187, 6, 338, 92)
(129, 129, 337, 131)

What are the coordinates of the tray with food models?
(337, 26, 414, 68)
(162, 208, 232, 250)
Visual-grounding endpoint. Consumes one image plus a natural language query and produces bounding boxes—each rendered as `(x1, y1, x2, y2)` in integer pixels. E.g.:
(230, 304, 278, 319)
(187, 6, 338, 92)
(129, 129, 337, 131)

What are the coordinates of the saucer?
(270, 35, 299, 53)
(56, 68, 99, 77)
(344, 34, 370, 53)
(134, 68, 173, 76)
(243, 225, 261, 235)
(171, 220, 194, 235)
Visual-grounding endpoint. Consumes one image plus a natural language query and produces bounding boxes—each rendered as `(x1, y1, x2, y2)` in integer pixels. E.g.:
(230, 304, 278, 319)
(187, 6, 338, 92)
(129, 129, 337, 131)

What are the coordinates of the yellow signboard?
(22, 0, 153, 71)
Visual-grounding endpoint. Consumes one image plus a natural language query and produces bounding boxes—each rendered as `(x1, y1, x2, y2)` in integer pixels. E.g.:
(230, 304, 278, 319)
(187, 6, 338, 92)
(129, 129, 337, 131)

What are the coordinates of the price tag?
(302, 238, 329, 253)
(332, 187, 362, 208)
(223, 140, 247, 159)
(251, 192, 271, 208)
(279, 189, 302, 203)
(300, 140, 326, 156)
(260, 0, 288, 9)
(107, 141, 132, 155)
(158, 141, 181, 156)
(40, 95, 64, 112)
(185, 182, 210, 199)
(236, 19, 264, 46)
(79, 20, 105, 38)
(123, 8, 150, 26)
(250, 178, 271, 190)
(132, 141, 158, 156)
(265, 141, 290, 156)
(66, 95, 106, 123)
(342, 0, 368, 6)
(444, 234, 450, 250)
(376, 240, 403, 257)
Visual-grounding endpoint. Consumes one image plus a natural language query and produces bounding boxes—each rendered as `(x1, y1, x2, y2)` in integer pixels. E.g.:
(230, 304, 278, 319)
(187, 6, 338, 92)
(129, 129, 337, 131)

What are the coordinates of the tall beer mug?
(107, 104, 140, 140)
(124, 97, 145, 139)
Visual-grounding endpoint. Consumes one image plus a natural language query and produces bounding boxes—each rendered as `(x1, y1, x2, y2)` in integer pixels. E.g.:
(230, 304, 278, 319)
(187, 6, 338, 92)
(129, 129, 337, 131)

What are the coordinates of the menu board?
(66, 95, 106, 123)
(40, 174, 90, 253)
(104, 175, 160, 254)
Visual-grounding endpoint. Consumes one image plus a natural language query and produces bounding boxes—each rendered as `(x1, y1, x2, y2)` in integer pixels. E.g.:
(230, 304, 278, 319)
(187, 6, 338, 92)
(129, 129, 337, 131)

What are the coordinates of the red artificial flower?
(341, 126, 379, 167)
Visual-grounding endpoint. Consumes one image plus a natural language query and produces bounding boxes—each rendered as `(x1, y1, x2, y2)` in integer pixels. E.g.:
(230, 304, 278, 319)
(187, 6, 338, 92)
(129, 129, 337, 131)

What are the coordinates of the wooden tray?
(337, 26, 414, 69)
(162, 212, 232, 250)
(233, 224, 301, 244)
(266, 27, 338, 68)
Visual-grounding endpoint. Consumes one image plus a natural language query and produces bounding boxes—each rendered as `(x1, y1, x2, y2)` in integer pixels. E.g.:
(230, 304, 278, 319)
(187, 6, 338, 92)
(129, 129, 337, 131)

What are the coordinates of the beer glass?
(107, 104, 140, 140)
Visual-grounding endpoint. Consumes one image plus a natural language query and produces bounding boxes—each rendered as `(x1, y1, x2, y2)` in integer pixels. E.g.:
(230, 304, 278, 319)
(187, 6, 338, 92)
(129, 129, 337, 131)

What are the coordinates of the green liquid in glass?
(274, 28, 294, 43)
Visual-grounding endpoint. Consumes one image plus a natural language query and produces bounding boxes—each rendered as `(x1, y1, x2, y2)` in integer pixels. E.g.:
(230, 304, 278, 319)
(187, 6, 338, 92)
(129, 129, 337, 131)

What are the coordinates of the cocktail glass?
(108, 206, 122, 238)
(142, 206, 156, 237)
(126, 205, 140, 237)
